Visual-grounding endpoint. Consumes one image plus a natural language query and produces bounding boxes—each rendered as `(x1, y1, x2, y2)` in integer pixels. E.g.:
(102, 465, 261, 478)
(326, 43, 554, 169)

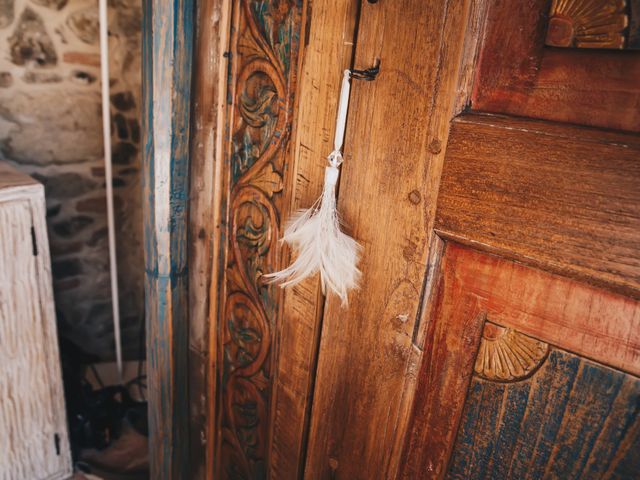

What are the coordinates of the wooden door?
(198, 0, 640, 478)
(397, 1, 640, 478)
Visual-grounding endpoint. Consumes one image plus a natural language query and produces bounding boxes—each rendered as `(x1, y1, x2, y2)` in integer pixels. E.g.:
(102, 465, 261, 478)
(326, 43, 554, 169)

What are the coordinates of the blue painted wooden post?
(142, 0, 194, 477)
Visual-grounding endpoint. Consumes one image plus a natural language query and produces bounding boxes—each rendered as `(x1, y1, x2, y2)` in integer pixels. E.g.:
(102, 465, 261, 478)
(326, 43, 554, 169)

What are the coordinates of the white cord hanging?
(264, 70, 361, 305)
(99, 0, 123, 383)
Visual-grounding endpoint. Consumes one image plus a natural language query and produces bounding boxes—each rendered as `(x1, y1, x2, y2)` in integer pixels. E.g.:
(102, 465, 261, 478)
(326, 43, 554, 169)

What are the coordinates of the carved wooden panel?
(215, 1, 303, 478)
(449, 349, 640, 479)
(400, 242, 640, 478)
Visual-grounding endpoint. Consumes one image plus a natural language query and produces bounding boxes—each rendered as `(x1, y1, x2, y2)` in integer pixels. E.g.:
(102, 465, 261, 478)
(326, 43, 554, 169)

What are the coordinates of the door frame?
(142, 0, 195, 478)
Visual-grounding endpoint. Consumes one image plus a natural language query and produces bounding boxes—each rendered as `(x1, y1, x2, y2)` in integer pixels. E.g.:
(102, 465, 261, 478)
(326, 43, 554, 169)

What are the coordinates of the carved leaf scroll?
(218, 1, 301, 478)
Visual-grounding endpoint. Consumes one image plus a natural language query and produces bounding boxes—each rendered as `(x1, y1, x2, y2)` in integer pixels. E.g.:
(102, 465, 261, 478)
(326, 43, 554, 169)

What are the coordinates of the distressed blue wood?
(486, 378, 530, 479)
(142, 0, 194, 477)
(546, 362, 624, 478)
(448, 381, 484, 479)
(582, 376, 640, 477)
(525, 352, 581, 478)
(472, 382, 505, 479)
(447, 350, 640, 480)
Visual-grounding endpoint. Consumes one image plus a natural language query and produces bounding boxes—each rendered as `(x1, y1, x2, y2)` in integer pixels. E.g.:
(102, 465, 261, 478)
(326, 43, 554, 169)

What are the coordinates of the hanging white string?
(99, 0, 123, 383)
(264, 70, 361, 305)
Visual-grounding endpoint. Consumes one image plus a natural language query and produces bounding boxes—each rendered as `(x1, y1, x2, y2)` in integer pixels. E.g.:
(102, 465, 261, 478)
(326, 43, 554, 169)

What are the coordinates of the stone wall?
(0, 0, 144, 360)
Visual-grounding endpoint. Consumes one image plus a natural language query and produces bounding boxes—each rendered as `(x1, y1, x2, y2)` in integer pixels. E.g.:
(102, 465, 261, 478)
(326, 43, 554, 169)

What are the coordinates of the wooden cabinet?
(0, 164, 72, 480)
(198, 0, 640, 478)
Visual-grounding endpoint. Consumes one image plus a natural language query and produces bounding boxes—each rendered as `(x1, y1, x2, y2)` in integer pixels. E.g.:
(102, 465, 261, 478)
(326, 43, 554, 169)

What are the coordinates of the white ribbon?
(327, 69, 352, 168)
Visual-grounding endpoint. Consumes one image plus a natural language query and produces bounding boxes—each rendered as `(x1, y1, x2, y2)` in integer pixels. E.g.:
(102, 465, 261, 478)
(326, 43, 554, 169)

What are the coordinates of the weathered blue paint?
(142, 0, 194, 478)
(447, 350, 640, 479)
(547, 363, 623, 478)
(582, 376, 640, 478)
(524, 352, 580, 478)
(448, 381, 484, 479)
(486, 380, 530, 479)
(507, 351, 579, 478)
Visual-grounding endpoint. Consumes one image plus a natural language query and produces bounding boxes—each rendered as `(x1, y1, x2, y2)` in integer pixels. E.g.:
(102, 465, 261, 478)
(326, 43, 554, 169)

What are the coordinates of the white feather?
(264, 164, 361, 305)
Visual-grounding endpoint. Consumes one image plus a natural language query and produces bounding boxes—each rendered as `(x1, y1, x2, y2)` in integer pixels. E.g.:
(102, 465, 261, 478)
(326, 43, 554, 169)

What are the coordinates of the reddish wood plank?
(471, 0, 640, 132)
(399, 244, 486, 479)
(452, 244, 640, 377)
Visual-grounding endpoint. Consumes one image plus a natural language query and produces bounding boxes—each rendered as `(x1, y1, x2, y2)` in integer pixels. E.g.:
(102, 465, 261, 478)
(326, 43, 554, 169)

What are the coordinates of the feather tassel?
(264, 70, 361, 305)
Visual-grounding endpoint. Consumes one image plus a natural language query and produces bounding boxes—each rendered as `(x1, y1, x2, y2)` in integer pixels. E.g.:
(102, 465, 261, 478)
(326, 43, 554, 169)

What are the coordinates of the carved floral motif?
(218, 1, 301, 478)
(474, 322, 549, 382)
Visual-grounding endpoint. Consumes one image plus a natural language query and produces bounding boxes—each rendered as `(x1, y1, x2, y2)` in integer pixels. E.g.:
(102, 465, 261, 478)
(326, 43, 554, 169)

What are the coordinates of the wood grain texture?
(0, 163, 38, 190)
(435, 113, 640, 298)
(401, 242, 640, 478)
(268, 0, 359, 478)
(448, 350, 640, 480)
(188, 0, 229, 477)
(399, 244, 486, 479)
(213, 1, 304, 478)
(142, 0, 194, 477)
(0, 166, 72, 480)
(448, 243, 640, 377)
(471, 0, 640, 132)
(303, 1, 473, 478)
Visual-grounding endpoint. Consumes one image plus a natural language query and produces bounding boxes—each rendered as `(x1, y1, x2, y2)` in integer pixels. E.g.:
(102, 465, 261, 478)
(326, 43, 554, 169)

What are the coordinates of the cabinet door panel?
(400, 243, 640, 479)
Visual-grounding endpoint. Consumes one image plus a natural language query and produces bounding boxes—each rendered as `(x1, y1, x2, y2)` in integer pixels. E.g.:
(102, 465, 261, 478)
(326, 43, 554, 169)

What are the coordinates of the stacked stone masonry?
(0, 0, 143, 360)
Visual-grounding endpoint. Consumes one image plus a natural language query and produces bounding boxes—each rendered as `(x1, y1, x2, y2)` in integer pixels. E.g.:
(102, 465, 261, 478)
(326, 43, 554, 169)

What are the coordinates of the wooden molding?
(451, 244, 640, 377)
(399, 246, 486, 479)
(436, 113, 640, 299)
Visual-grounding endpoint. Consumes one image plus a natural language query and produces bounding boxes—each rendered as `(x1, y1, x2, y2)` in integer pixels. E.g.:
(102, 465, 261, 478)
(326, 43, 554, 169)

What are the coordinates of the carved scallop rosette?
(218, 1, 301, 478)
(545, 0, 630, 49)
(474, 322, 550, 382)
